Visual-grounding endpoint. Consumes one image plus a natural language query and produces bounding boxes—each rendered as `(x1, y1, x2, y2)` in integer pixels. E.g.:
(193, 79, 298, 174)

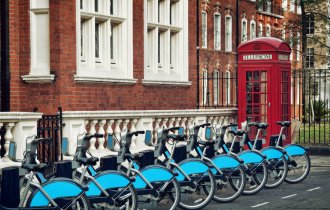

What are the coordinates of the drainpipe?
(196, 0, 200, 109)
(235, 0, 239, 108)
(1, 0, 10, 111)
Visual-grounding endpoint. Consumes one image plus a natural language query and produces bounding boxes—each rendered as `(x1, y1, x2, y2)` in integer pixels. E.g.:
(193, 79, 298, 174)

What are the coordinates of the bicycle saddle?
(167, 134, 186, 141)
(276, 121, 291, 127)
(76, 156, 99, 166)
(255, 123, 268, 129)
(21, 163, 48, 172)
(124, 153, 144, 161)
(198, 140, 216, 146)
(228, 129, 245, 136)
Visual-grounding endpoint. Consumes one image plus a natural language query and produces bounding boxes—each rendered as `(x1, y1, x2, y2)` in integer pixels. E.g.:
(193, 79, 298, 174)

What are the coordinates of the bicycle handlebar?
(128, 130, 145, 137)
(221, 123, 238, 129)
(161, 127, 181, 135)
(83, 133, 104, 141)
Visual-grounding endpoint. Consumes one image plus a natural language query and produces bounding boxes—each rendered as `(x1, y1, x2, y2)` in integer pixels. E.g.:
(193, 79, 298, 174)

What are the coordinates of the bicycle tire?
(285, 153, 310, 184)
(92, 185, 138, 210)
(153, 178, 180, 210)
(212, 165, 246, 203)
(242, 161, 268, 195)
(264, 156, 288, 189)
(179, 170, 215, 210)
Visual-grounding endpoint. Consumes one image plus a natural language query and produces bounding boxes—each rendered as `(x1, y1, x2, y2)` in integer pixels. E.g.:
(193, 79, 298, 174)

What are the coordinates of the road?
(205, 157, 330, 209)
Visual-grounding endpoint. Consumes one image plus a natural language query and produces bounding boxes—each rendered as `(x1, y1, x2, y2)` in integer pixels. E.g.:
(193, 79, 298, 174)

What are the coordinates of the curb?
(308, 146, 330, 156)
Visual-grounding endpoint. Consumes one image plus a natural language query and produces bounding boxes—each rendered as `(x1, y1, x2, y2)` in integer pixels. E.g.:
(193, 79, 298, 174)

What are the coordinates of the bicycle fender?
(284, 144, 308, 156)
(27, 178, 85, 207)
(238, 150, 264, 164)
(261, 146, 285, 160)
(86, 171, 131, 197)
(174, 158, 210, 182)
(134, 165, 174, 189)
(211, 154, 241, 170)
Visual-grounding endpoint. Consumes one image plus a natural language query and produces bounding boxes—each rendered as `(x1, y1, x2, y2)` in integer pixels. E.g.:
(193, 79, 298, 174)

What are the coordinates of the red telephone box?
(237, 37, 291, 145)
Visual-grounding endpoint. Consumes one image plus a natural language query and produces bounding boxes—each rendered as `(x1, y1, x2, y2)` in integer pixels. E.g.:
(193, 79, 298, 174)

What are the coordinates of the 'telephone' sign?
(243, 54, 272, 60)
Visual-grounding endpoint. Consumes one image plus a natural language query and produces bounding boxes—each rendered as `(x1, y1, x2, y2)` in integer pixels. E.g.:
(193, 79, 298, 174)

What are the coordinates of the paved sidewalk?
(310, 155, 330, 167)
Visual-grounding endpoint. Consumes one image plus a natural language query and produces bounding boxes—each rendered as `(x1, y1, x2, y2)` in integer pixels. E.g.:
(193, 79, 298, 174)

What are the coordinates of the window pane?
(253, 94, 260, 103)
(95, 23, 99, 58)
(246, 71, 252, 81)
(253, 71, 260, 81)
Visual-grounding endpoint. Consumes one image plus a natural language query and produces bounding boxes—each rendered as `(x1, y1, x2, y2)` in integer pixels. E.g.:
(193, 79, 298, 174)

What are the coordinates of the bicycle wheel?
(212, 165, 245, 203)
(92, 185, 138, 210)
(285, 153, 311, 184)
(264, 156, 288, 189)
(156, 178, 181, 210)
(179, 170, 215, 210)
(242, 162, 268, 195)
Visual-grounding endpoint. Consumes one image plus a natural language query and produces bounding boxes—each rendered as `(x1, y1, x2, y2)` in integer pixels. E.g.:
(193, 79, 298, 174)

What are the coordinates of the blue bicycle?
(73, 133, 138, 210)
(154, 126, 216, 210)
(243, 122, 289, 188)
(207, 123, 268, 195)
(186, 123, 246, 203)
(15, 136, 91, 209)
(117, 131, 181, 210)
(263, 121, 311, 184)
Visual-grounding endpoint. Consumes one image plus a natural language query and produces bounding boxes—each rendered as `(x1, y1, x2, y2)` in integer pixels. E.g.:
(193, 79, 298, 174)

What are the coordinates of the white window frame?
(241, 18, 248, 42)
(282, 0, 288, 11)
(75, 0, 135, 84)
(290, 0, 295, 12)
(282, 28, 286, 40)
(306, 48, 314, 68)
(297, 0, 301, 14)
(258, 23, 263, 37)
(22, 0, 55, 83)
(306, 14, 315, 35)
(225, 70, 231, 105)
(296, 76, 300, 105)
(297, 32, 301, 61)
(202, 69, 208, 105)
(250, 20, 256, 39)
(225, 15, 232, 52)
(202, 10, 207, 49)
(214, 13, 221, 50)
(266, 0, 272, 13)
(266, 24, 271, 37)
(143, 0, 190, 85)
(290, 30, 293, 60)
(213, 70, 219, 106)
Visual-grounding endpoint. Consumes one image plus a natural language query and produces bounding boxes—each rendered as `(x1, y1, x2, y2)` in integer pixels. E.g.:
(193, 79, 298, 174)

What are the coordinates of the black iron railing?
(291, 69, 330, 145)
(37, 107, 63, 163)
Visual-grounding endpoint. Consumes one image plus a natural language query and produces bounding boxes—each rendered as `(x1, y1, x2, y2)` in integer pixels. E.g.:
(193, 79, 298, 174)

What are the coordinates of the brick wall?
(8, 0, 197, 114)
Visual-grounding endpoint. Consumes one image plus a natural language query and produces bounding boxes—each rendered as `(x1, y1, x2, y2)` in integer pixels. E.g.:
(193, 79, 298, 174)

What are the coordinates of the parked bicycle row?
(0, 120, 310, 210)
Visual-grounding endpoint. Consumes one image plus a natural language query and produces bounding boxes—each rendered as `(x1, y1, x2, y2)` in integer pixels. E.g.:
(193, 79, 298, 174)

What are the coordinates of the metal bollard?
(0, 166, 20, 208)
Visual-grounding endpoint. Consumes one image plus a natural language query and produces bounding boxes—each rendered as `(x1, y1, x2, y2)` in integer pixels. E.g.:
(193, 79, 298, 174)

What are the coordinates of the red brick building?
(0, 0, 199, 113)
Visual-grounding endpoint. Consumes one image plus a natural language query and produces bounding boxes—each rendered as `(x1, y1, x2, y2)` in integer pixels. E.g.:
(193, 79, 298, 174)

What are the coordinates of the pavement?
(309, 155, 330, 167)
(205, 154, 330, 210)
